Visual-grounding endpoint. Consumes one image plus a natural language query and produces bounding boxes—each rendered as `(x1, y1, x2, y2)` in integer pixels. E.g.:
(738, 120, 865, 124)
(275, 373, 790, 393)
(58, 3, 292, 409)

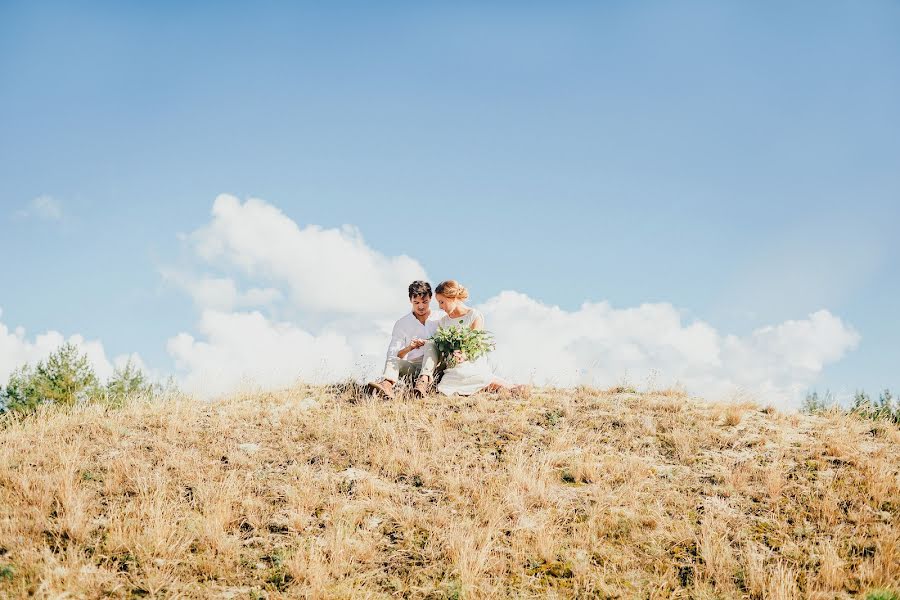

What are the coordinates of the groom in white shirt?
(367, 281, 441, 400)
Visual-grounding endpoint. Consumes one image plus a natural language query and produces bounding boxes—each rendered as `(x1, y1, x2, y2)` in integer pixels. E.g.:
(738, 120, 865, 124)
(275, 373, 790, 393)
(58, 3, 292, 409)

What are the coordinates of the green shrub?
(105, 358, 154, 405)
(852, 389, 900, 424)
(1, 344, 162, 415)
(803, 388, 899, 425)
(865, 589, 900, 600)
(801, 390, 834, 414)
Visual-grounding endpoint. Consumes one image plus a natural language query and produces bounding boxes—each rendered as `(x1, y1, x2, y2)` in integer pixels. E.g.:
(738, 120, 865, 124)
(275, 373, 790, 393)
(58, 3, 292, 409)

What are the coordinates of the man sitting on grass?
(367, 280, 441, 399)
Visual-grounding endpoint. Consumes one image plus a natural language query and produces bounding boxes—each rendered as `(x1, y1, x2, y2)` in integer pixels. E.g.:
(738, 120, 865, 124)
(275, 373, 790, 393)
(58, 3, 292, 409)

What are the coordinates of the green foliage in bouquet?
(430, 322, 496, 368)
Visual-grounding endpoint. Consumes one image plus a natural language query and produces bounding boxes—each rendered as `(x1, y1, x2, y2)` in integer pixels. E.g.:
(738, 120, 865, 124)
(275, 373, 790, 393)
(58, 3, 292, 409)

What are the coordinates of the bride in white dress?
(426, 280, 529, 397)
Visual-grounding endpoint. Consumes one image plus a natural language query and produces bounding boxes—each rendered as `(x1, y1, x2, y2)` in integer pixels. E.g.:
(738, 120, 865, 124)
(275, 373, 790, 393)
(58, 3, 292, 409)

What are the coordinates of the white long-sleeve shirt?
(387, 312, 441, 362)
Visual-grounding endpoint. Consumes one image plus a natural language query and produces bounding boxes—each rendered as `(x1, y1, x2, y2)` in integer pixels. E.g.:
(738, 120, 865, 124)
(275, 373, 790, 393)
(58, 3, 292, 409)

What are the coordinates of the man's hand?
(398, 337, 427, 359)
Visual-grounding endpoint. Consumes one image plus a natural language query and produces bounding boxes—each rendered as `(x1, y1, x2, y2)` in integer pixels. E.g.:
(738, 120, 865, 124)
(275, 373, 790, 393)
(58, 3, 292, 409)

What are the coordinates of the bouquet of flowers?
(430, 322, 495, 369)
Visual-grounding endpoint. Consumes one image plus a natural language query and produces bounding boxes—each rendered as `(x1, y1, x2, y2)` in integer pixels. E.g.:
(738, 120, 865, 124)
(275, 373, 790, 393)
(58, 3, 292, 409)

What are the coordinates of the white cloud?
(166, 309, 362, 398)
(187, 194, 426, 316)
(17, 195, 63, 220)
(478, 292, 859, 406)
(165, 195, 861, 407)
(160, 270, 283, 312)
(0, 307, 139, 384)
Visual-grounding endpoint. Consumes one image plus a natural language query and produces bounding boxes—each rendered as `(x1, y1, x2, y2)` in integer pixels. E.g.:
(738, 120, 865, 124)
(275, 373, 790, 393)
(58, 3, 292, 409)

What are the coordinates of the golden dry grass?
(0, 386, 898, 599)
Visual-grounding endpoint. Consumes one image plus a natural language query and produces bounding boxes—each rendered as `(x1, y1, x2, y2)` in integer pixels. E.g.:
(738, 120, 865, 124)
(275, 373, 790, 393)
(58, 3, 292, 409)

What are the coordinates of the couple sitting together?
(367, 280, 528, 399)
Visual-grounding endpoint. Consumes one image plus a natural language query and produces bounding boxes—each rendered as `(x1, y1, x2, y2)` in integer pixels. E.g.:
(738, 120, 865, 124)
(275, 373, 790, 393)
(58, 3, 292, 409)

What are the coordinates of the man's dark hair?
(408, 280, 432, 299)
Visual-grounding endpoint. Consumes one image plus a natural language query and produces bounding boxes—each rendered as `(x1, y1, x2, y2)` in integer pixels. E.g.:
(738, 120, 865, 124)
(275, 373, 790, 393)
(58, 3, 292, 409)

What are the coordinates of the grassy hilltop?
(0, 386, 897, 599)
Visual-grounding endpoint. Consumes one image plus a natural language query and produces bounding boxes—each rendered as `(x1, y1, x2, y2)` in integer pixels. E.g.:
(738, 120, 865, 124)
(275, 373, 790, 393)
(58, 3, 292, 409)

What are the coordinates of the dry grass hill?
(0, 385, 897, 599)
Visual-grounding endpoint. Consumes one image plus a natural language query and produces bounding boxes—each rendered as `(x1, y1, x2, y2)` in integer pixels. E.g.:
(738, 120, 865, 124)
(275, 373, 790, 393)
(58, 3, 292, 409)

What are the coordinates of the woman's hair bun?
(435, 280, 469, 300)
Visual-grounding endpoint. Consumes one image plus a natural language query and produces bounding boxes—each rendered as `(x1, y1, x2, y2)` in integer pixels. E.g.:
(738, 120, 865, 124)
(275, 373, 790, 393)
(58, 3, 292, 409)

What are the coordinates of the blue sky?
(1, 2, 898, 400)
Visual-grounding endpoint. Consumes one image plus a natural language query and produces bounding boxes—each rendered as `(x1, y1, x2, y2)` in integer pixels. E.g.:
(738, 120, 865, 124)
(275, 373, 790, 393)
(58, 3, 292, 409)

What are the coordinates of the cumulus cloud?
(165, 195, 861, 406)
(479, 292, 860, 406)
(16, 195, 63, 220)
(167, 309, 363, 398)
(186, 194, 426, 316)
(0, 307, 138, 384)
(160, 270, 283, 312)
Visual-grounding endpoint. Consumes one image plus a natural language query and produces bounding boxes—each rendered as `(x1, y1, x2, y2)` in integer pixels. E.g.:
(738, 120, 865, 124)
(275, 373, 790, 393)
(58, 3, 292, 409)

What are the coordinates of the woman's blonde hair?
(435, 280, 469, 300)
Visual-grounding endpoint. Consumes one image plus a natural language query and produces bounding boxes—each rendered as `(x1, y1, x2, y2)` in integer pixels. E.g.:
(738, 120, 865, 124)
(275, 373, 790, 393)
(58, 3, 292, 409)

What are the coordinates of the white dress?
(436, 308, 506, 396)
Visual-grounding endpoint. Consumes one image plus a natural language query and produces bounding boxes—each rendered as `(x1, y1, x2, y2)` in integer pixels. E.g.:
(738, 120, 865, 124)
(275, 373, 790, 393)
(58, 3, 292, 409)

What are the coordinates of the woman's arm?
(471, 314, 484, 331)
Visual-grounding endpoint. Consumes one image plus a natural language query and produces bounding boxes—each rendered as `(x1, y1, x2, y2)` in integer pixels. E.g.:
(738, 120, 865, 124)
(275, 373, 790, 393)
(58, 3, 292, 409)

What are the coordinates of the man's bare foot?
(413, 375, 432, 398)
(367, 379, 395, 400)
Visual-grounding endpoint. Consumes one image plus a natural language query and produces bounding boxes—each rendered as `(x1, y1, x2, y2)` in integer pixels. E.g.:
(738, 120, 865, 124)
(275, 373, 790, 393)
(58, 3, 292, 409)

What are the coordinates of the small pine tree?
(31, 343, 99, 408)
(850, 389, 899, 424)
(3, 364, 41, 412)
(106, 358, 153, 402)
(876, 389, 899, 424)
(801, 390, 834, 414)
(801, 391, 821, 414)
(852, 390, 871, 413)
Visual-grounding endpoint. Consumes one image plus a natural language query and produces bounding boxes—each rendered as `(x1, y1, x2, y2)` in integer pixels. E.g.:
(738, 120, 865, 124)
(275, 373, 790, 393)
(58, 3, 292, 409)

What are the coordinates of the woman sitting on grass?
(419, 280, 530, 397)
